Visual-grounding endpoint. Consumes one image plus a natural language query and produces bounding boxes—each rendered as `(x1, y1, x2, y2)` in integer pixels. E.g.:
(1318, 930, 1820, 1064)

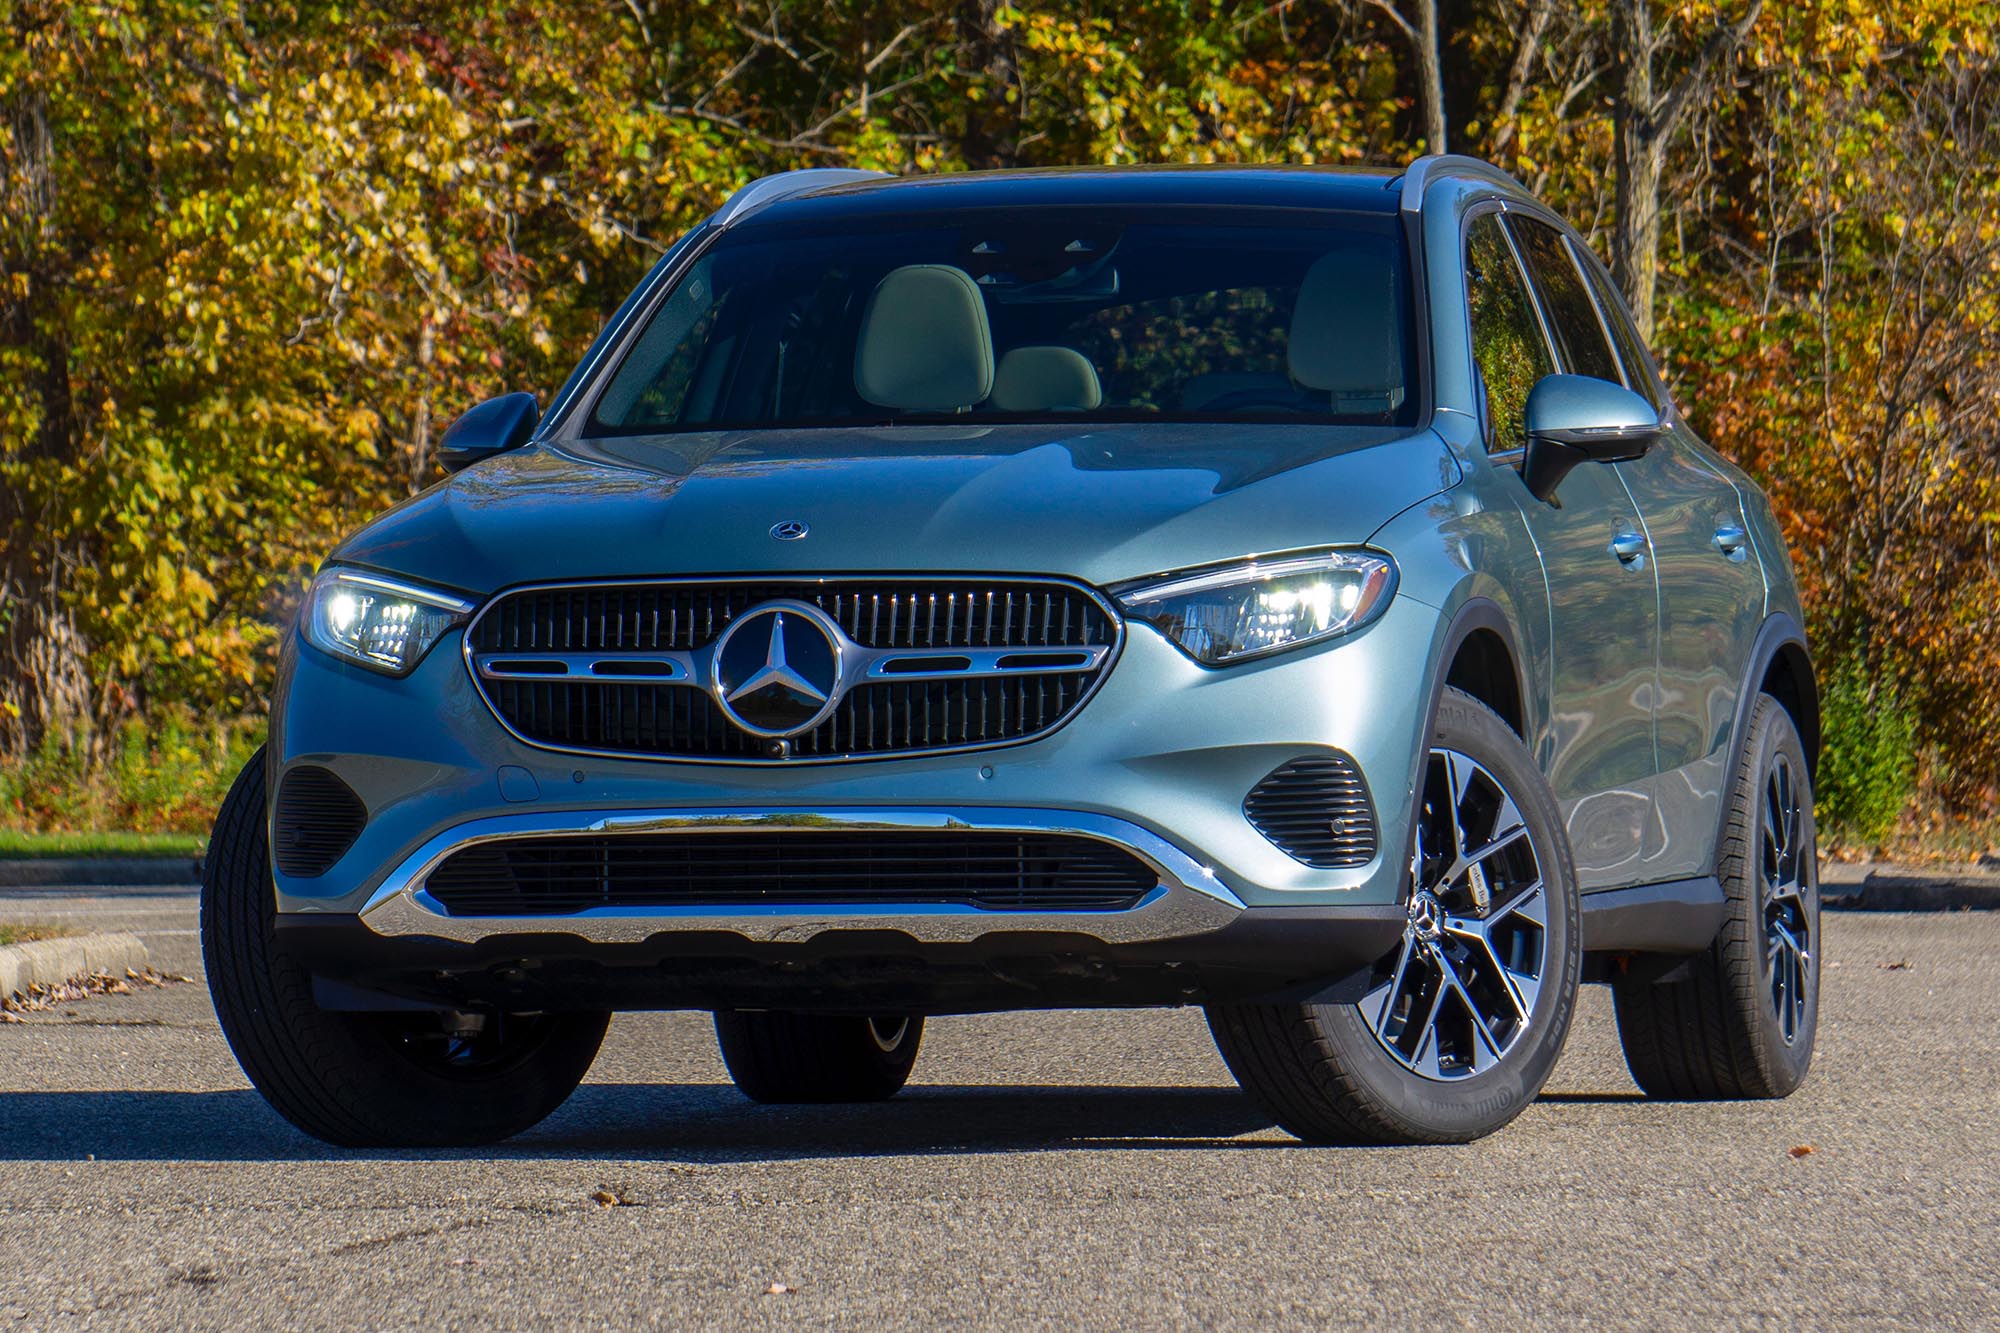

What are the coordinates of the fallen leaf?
(590, 1189, 618, 1207)
(1788, 1144, 1816, 1158)
(1878, 960, 1911, 970)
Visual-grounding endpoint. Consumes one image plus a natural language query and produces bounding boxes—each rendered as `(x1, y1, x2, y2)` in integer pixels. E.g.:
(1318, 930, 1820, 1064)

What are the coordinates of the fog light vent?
(273, 765, 367, 878)
(1244, 754, 1378, 868)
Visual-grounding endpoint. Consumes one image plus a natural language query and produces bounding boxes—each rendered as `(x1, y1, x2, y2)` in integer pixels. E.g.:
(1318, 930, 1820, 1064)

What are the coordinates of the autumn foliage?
(1, 2, 1996, 835)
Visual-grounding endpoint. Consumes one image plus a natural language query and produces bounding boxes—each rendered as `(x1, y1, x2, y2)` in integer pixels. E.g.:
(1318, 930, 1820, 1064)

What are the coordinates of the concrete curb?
(1821, 863, 2000, 912)
(0, 932, 152, 999)
(0, 856, 201, 888)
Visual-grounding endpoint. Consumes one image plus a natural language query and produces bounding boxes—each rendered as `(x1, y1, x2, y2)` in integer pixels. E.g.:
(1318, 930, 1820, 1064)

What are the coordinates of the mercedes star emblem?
(711, 601, 844, 738)
(770, 519, 810, 541)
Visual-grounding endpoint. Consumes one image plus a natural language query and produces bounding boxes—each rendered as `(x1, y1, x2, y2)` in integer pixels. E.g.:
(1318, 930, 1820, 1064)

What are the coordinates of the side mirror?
(1520, 374, 1661, 502)
(436, 392, 540, 473)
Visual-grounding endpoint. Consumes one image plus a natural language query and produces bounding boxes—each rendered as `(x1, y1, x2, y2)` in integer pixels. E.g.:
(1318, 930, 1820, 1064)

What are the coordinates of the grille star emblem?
(726, 613, 829, 710)
(710, 601, 845, 739)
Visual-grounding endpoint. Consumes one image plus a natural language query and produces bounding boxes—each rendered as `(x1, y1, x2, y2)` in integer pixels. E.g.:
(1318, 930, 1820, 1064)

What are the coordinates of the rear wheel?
(1207, 689, 1582, 1144)
(1613, 695, 1819, 1099)
(202, 750, 609, 1147)
(714, 1010, 923, 1103)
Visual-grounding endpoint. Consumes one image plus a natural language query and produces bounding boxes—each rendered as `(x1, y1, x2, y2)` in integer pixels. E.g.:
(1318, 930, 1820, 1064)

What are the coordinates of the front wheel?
(202, 750, 609, 1148)
(1207, 688, 1582, 1144)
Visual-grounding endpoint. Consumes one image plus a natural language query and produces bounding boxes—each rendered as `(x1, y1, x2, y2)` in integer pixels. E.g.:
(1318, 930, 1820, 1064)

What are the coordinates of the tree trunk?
(0, 83, 93, 759)
(408, 316, 436, 491)
(1609, 0, 1660, 338)
(956, 0, 1019, 170)
(1413, 0, 1446, 153)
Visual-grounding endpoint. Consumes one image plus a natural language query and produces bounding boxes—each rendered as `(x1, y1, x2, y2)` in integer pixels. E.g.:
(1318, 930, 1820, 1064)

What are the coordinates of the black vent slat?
(424, 831, 1156, 916)
(472, 579, 1114, 761)
(1243, 755, 1379, 869)
(272, 765, 367, 879)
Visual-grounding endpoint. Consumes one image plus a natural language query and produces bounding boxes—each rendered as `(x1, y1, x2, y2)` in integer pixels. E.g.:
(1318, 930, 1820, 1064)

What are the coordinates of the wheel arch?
(1711, 613, 1818, 873)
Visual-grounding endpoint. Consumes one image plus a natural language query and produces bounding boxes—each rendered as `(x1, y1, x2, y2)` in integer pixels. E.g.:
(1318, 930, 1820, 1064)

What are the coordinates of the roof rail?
(712, 168, 894, 229)
(1398, 153, 1528, 214)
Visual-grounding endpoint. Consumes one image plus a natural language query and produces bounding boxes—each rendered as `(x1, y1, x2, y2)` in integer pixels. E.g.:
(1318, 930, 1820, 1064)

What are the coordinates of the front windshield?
(586, 208, 1417, 435)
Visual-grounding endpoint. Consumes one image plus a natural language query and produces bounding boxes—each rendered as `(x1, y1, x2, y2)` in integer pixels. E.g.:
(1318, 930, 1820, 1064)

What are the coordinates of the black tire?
(1613, 695, 1819, 1099)
(714, 1011, 923, 1103)
(201, 749, 609, 1147)
(1206, 688, 1582, 1145)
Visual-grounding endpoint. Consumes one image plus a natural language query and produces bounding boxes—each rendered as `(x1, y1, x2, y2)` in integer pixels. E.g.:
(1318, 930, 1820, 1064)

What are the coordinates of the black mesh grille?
(272, 765, 367, 878)
(469, 579, 1116, 761)
(423, 831, 1159, 916)
(1243, 754, 1378, 868)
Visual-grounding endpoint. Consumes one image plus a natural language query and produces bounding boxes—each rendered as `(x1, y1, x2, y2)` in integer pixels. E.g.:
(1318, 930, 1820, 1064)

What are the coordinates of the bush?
(1815, 661, 1917, 849)
(0, 711, 262, 836)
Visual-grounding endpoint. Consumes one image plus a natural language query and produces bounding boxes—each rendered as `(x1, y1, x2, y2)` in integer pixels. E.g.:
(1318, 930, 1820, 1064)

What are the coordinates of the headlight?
(302, 567, 476, 676)
(1114, 550, 1397, 666)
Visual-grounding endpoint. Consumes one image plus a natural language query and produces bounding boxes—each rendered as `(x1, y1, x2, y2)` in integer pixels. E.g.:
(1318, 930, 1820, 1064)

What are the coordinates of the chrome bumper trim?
(356, 806, 1245, 946)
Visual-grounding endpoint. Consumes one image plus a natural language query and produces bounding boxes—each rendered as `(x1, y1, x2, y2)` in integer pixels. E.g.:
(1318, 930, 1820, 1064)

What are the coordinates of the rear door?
(1465, 210, 1658, 890)
(1566, 243, 1769, 879)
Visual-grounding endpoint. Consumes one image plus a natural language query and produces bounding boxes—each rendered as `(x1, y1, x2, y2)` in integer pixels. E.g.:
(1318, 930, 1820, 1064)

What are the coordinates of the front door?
(1465, 210, 1658, 889)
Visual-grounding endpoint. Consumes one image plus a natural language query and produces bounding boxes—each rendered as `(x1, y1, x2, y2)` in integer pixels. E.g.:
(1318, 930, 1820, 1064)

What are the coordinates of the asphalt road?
(1, 881, 1994, 1330)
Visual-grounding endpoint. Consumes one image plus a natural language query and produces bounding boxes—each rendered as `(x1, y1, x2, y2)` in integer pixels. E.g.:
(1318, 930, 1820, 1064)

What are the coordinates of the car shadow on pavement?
(0, 1083, 1302, 1162)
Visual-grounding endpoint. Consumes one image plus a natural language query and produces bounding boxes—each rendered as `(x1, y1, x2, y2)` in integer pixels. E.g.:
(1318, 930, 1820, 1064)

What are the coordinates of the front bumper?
(267, 588, 1444, 1011)
(270, 591, 1444, 919)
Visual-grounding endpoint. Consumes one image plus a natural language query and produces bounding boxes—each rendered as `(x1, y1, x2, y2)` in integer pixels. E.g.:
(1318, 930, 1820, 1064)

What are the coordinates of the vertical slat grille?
(469, 579, 1117, 761)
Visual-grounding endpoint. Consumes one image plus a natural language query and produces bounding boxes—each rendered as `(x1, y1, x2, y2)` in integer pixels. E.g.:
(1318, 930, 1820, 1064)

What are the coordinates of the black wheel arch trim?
(1399, 596, 1535, 903)
(1714, 613, 1818, 874)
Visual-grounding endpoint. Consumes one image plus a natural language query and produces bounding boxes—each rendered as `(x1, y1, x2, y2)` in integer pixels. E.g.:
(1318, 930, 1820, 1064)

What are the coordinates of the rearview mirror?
(436, 392, 540, 473)
(1520, 375, 1661, 502)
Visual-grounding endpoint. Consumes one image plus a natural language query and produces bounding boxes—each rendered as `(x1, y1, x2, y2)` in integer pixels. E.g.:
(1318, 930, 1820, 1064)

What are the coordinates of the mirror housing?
(436, 392, 540, 473)
(1520, 374, 1662, 502)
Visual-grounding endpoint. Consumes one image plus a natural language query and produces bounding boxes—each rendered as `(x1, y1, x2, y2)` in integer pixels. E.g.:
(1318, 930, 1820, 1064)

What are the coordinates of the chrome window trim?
(356, 803, 1245, 945)
(459, 573, 1127, 766)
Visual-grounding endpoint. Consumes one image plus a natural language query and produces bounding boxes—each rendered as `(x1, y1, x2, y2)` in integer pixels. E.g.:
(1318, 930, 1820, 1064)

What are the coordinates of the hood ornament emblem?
(770, 519, 810, 541)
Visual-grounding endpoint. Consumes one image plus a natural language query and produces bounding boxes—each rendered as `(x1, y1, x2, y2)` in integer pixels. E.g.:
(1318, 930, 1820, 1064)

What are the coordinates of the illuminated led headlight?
(1114, 551, 1397, 666)
(302, 568, 476, 676)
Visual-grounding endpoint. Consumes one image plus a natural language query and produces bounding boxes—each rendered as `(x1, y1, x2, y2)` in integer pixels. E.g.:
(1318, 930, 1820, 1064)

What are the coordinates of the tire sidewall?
(1730, 700, 1820, 1091)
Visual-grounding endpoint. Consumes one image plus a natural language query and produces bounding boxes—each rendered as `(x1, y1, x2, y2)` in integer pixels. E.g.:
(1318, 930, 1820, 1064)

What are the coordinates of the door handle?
(1712, 524, 1749, 561)
(1609, 531, 1648, 566)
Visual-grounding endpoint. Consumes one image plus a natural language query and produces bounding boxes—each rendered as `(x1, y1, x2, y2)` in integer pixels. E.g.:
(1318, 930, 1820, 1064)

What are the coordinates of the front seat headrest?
(991, 346, 1103, 413)
(854, 264, 994, 413)
(1288, 247, 1406, 413)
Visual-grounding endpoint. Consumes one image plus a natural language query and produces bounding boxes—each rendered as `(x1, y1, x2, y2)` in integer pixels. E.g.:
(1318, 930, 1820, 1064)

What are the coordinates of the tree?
(1605, 0, 1765, 337)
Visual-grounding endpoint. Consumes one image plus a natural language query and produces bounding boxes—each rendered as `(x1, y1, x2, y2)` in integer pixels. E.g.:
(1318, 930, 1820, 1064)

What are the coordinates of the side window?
(1464, 212, 1555, 453)
(1577, 252, 1665, 411)
(1507, 218, 1623, 385)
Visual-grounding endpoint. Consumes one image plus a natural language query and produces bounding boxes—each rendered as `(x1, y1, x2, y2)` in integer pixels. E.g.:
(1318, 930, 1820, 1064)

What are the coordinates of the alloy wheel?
(1362, 747, 1548, 1081)
(1761, 752, 1814, 1044)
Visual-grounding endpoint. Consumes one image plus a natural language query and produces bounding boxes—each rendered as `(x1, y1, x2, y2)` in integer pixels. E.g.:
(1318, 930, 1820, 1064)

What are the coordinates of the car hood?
(332, 423, 1459, 594)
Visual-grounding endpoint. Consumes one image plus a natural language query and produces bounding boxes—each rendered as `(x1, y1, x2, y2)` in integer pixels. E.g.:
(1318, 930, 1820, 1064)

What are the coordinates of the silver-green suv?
(202, 156, 1821, 1147)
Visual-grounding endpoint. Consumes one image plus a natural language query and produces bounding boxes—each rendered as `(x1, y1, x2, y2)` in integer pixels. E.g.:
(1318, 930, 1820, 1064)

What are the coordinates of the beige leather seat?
(853, 265, 994, 413)
(1288, 248, 1407, 415)
(991, 346, 1103, 413)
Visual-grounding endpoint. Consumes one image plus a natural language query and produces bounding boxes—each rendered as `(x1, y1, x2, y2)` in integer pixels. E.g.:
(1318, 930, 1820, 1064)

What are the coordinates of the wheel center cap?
(1408, 890, 1445, 941)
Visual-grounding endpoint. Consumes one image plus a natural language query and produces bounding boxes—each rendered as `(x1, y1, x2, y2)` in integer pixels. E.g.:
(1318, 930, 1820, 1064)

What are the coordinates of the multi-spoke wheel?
(1208, 688, 1581, 1144)
(1364, 749, 1549, 1081)
(1614, 695, 1820, 1099)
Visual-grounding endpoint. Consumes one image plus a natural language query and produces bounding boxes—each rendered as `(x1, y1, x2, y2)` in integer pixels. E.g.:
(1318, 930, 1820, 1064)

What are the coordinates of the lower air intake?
(1243, 754, 1378, 869)
(422, 831, 1160, 916)
(272, 765, 367, 878)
